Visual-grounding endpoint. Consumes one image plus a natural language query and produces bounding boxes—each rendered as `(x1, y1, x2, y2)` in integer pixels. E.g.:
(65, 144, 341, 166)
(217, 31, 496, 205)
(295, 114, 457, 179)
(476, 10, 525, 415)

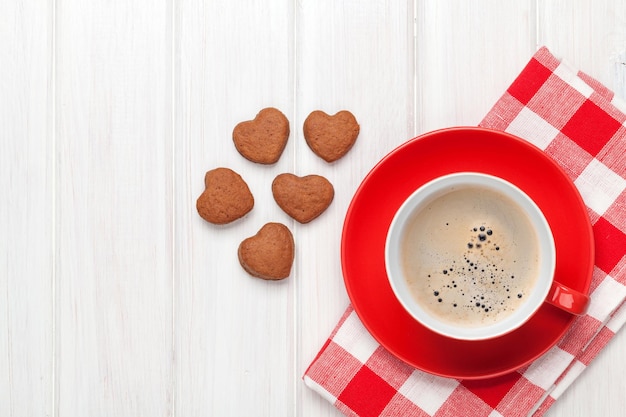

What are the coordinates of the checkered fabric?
(304, 47, 626, 417)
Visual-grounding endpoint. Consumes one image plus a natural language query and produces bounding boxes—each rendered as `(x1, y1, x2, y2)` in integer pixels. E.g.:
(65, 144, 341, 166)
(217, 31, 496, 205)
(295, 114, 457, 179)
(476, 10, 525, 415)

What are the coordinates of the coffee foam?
(401, 185, 539, 327)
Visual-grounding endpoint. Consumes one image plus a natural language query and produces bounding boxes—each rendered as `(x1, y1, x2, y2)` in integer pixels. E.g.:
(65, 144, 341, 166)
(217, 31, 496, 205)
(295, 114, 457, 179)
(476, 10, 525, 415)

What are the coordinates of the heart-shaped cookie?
(232, 107, 290, 164)
(238, 223, 295, 280)
(303, 110, 359, 162)
(272, 173, 334, 223)
(196, 167, 254, 225)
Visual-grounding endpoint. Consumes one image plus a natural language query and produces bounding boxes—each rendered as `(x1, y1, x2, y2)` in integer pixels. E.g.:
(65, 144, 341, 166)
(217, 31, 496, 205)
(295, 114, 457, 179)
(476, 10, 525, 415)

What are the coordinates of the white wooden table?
(2, 1, 625, 416)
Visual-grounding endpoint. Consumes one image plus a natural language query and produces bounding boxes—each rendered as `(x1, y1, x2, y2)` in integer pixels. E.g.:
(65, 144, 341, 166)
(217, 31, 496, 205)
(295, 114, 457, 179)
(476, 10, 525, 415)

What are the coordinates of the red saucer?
(341, 127, 594, 380)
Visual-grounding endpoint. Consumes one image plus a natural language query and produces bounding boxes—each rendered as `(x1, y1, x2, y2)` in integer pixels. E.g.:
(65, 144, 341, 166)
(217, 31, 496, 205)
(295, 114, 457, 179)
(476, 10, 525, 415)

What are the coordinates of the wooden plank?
(173, 0, 295, 415)
(54, 0, 174, 414)
(294, 1, 415, 415)
(415, 0, 536, 132)
(0, 1, 53, 415)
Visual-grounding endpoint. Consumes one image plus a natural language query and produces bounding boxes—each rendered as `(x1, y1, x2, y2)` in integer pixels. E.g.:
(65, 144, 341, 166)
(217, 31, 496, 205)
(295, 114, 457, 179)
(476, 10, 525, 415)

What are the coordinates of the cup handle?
(546, 281, 590, 315)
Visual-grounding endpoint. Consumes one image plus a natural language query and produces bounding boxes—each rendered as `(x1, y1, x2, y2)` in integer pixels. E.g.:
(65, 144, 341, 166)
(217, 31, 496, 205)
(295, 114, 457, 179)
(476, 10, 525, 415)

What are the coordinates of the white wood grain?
(0, 1, 53, 416)
(1, 1, 625, 416)
(538, 0, 626, 91)
(415, 0, 536, 132)
(54, 0, 173, 415)
(174, 0, 295, 415)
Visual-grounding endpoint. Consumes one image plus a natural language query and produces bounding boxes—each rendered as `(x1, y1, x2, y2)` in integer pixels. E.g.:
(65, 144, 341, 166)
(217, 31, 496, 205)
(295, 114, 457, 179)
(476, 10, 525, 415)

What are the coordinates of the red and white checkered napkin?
(304, 46, 626, 417)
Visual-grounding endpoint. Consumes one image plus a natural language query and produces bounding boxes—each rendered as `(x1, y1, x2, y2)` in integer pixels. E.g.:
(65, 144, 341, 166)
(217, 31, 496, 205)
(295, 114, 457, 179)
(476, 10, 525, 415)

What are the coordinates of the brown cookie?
(303, 110, 359, 162)
(238, 223, 295, 280)
(232, 107, 290, 164)
(272, 173, 334, 223)
(196, 167, 254, 225)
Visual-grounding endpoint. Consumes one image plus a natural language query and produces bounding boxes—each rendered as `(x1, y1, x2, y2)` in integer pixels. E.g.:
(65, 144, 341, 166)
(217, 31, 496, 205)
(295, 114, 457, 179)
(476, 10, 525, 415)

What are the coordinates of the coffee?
(400, 185, 540, 328)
